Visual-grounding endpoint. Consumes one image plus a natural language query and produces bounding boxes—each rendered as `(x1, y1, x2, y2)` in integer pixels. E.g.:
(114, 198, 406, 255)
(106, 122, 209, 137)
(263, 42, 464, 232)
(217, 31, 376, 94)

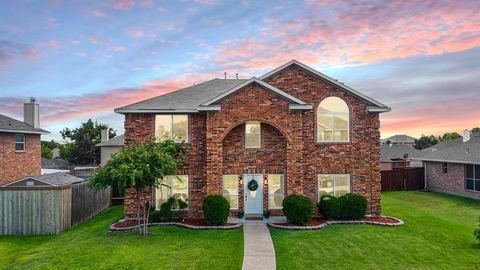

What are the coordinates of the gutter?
(412, 157, 480, 165)
(0, 129, 50, 135)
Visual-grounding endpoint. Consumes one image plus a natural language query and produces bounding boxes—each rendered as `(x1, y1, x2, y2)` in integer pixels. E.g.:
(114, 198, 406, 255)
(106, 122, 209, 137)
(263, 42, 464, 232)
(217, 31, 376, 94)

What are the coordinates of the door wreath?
(247, 179, 259, 191)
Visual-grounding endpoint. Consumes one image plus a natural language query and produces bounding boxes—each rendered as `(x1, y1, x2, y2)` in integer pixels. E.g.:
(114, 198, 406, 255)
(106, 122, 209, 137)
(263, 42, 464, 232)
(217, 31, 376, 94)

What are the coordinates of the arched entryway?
(221, 121, 287, 215)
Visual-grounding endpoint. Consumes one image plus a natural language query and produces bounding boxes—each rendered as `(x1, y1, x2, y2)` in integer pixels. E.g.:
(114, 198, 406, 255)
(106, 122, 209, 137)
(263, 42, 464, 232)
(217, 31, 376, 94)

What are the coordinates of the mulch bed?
(110, 218, 242, 231)
(268, 216, 404, 230)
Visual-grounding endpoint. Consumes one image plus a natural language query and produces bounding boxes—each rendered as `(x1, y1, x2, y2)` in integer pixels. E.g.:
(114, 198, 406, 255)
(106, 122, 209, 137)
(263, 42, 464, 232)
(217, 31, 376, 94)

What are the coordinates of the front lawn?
(0, 206, 243, 270)
(271, 191, 480, 269)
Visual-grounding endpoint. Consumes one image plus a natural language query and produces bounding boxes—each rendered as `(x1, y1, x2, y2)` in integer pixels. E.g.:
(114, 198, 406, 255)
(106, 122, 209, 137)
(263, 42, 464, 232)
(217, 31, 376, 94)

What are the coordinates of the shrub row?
(319, 193, 367, 220)
(149, 197, 188, 222)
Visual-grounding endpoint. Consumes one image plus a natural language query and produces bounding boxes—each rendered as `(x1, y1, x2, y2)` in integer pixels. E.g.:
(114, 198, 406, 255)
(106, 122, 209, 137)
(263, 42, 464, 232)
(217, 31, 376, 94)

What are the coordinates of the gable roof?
(198, 77, 312, 111)
(2, 172, 84, 187)
(96, 134, 125, 147)
(380, 145, 423, 162)
(383, 134, 416, 144)
(115, 60, 389, 114)
(259, 60, 390, 112)
(413, 134, 480, 165)
(0, 114, 49, 134)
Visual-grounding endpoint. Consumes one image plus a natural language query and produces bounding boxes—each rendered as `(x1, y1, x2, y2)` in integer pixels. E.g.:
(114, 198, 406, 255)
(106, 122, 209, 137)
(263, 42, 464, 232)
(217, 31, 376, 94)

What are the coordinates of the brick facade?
(123, 64, 384, 219)
(425, 161, 480, 199)
(0, 133, 41, 185)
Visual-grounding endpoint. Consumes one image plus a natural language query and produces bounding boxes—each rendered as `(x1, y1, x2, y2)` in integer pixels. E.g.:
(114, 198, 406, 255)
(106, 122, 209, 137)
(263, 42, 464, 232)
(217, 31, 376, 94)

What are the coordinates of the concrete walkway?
(241, 221, 276, 270)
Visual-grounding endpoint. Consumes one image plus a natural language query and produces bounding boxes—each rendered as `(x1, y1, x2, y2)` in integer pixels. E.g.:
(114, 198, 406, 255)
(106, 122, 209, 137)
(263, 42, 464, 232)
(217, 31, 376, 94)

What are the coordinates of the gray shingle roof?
(3, 172, 84, 187)
(115, 60, 390, 114)
(115, 79, 247, 113)
(381, 145, 423, 162)
(96, 134, 125, 147)
(414, 134, 480, 165)
(383, 135, 416, 144)
(0, 114, 49, 134)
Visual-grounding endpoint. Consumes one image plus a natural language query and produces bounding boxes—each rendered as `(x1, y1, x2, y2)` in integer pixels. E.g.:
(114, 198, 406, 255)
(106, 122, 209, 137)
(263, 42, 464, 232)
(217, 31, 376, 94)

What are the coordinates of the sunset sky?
(1, 0, 479, 141)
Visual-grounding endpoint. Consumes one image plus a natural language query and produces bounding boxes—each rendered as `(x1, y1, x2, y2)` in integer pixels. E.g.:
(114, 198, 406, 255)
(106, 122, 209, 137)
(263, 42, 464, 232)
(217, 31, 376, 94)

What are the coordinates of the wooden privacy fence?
(0, 183, 111, 235)
(381, 167, 425, 191)
(71, 183, 111, 226)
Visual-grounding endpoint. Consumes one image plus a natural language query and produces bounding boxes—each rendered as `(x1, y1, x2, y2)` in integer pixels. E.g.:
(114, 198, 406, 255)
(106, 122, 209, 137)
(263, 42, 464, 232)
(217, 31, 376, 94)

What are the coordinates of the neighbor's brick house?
(0, 99, 49, 185)
(115, 60, 391, 218)
(415, 130, 480, 199)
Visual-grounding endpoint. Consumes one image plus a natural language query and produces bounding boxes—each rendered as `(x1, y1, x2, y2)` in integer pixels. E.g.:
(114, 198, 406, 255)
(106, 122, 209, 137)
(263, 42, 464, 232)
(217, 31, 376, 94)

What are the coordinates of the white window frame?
(222, 174, 239, 210)
(155, 114, 189, 143)
(155, 175, 189, 210)
(465, 164, 480, 192)
(268, 174, 285, 210)
(316, 97, 350, 143)
(317, 174, 351, 200)
(15, 134, 26, 152)
(245, 121, 261, 149)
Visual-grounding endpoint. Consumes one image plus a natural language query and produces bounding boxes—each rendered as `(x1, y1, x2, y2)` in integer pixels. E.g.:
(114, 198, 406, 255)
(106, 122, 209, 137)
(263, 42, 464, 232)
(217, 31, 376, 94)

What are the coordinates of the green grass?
(0, 206, 243, 270)
(271, 191, 480, 270)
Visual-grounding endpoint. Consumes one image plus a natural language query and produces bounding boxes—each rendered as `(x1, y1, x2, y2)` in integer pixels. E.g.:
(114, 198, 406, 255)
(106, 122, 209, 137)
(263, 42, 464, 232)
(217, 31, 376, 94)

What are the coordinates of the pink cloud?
(123, 27, 145, 38)
(93, 9, 108, 17)
(113, 0, 135, 10)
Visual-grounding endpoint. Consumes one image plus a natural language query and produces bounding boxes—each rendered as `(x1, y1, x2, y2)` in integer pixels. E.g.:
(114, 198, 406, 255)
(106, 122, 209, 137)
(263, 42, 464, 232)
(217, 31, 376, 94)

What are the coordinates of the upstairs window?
(15, 134, 25, 152)
(245, 121, 261, 148)
(442, 163, 448, 174)
(155, 115, 188, 143)
(317, 97, 349, 142)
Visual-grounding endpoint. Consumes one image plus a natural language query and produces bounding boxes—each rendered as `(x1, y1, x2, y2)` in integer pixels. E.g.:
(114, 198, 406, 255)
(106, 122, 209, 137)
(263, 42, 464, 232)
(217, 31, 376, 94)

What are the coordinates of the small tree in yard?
(89, 138, 188, 235)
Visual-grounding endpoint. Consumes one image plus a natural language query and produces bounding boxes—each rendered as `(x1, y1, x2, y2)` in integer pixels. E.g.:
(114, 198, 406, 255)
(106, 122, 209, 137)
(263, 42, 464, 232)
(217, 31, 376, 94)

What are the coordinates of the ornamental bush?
(282, 195, 315, 225)
(336, 193, 368, 220)
(318, 195, 339, 219)
(203, 195, 230, 225)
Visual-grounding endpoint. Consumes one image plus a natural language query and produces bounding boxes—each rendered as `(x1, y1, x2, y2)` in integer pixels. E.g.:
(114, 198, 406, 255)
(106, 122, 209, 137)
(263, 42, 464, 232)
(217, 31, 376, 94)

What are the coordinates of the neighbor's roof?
(383, 134, 416, 144)
(413, 134, 480, 165)
(421, 137, 463, 154)
(115, 60, 390, 114)
(380, 145, 423, 162)
(3, 172, 84, 187)
(0, 114, 49, 134)
(96, 134, 125, 147)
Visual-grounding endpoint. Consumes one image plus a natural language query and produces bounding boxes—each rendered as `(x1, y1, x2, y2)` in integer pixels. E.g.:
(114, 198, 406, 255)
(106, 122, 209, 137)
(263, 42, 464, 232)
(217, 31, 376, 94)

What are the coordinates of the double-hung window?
(245, 121, 261, 148)
(466, 164, 480, 192)
(155, 175, 189, 210)
(15, 134, 25, 152)
(268, 174, 285, 209)
(155, 115, 188, 142)
(222, 175, 239, 209)
(318, 174, 351, 198)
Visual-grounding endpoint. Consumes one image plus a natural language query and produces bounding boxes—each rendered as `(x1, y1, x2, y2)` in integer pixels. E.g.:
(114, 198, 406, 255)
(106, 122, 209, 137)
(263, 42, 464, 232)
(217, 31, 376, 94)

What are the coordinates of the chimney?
(24, 97, 40, 128)
(101, 129, 109, 143)
(463, 129, 471, 142)
(224, 72, 227, 79)
(236, 73, 239, 80)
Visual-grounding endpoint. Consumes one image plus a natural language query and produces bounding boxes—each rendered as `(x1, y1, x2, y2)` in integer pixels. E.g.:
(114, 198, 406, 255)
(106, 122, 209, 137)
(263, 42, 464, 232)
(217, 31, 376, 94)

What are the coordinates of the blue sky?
(0, 0, 479, 141)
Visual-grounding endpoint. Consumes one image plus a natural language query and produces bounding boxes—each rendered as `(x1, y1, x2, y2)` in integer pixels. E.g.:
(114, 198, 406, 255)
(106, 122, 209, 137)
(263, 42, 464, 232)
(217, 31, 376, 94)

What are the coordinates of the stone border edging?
(267, 216, 404, 230)
(109, 219, 243, 232)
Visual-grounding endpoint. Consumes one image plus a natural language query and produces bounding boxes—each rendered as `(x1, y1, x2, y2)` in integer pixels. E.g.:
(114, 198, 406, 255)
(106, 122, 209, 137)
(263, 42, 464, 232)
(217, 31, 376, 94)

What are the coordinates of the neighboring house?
(96, 131, 125, 165)
(414, 130, 480, 199)
(380, 144, 423, 171)
(0, 98, 49, 185)
(114, 60, 390, 218)
(381, 134, 416, 146)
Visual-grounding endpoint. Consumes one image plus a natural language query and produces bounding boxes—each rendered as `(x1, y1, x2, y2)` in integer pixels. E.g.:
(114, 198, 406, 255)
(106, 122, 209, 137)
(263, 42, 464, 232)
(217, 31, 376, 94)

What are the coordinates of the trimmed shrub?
(159, 197, 177, 220)
(203, 195, 230, 225)
(318, 195, 339, 219)
(337, 193, 368, 220)
(282, 195, 314, 225)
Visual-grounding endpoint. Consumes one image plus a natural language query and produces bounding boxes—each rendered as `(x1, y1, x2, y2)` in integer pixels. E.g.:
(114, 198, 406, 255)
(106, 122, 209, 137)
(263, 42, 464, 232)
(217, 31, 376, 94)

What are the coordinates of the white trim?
(267, 174, 285, 210)
(2, 176, 54, 187)
(243, 173, 263, 214)
(259, 60, 390, 111)
(316, 97, 350, 143)
(412, 158, 480, 165)
(196, 105, 221, 111)
(14, 133, 26, 152)
(200, 77, 309, 107)
(0, 129, 49, 135)
(289, 104, 313, 110)
(366, 106, 391, 113)
(317, 174, 351, 199)
(222, 174, 239, 210)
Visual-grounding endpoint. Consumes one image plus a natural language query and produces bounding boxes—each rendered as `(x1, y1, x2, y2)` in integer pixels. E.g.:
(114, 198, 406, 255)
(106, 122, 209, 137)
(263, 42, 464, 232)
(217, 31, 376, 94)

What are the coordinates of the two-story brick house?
(0, 98, 49, 185)
(115, 60, 390, 218)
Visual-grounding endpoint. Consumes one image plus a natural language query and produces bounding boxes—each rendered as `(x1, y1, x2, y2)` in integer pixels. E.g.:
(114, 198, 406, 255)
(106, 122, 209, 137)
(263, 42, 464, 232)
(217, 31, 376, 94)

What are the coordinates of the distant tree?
(60, 119, 116, 165)
(439, 132, 461, 142)
(414, 135, 438, 150)
(89, 139, 188, 235)
(472, 127, 480, 134)
(41, 144, 53, 159)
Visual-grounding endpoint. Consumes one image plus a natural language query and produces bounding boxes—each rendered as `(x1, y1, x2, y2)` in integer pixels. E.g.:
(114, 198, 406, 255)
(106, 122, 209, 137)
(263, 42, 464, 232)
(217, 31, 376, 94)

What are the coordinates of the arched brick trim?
(219, 119, 292, 145)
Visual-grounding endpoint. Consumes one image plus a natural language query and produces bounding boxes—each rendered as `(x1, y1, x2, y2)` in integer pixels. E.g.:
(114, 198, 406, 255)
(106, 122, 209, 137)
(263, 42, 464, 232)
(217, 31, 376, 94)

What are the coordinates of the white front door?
(244, 174, 263, 214)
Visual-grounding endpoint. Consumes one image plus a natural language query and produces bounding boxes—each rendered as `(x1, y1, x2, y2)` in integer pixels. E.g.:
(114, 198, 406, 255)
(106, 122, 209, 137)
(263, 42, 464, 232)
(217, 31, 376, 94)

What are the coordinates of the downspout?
(423, 162, 427, 190)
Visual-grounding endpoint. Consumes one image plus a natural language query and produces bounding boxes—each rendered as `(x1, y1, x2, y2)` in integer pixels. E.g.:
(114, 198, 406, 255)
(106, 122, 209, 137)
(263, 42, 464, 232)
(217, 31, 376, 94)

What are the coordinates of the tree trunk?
(136, 189, 142, 235)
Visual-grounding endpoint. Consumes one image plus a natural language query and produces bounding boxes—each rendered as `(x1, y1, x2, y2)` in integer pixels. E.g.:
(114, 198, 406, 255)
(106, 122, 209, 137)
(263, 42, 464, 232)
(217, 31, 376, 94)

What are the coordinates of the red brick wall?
(0, 133, 41, 185)
(264, 65, 382, 215)
(123, 64, 384, 218)
(426, 162, 480, 199)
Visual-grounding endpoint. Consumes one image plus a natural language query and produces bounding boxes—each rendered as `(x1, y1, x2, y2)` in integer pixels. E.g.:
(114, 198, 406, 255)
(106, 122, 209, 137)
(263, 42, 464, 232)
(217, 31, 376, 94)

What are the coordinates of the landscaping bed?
(268, 216, 403, 230)
(110, 218, 242, 231)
